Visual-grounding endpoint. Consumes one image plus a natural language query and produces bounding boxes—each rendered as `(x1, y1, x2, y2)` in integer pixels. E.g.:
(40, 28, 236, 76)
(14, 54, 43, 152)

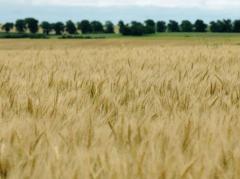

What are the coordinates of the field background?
(1, 32, 240, 47)
(2, 31, 240, 40)
(1, 37, 240, 178)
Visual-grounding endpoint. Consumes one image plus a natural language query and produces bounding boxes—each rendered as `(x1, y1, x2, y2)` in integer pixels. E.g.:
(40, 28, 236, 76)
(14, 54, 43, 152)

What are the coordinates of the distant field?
(1, 34, 240, 50)
(2, 31, 240, 40)
(1, 39, 240, 178)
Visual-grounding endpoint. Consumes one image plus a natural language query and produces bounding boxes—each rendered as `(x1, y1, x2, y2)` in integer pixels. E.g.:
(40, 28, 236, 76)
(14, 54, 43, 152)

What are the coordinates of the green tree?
(180, 20, 193, 32)
(77, 20, 92, 34)
(1, 22, 14, 33)
(40, 21, 52, 35)
(220, 19, 233, 32)
(118, 21, 131, 35)
(210, 20, 233, 32)
(210, 21, 220, 32)
(118, 21, 125, 34)
(66, 20, 77, 34)
(118, 21, 145, 36)
(144, 19, 155, 34)
(156, 21, 166, 32)
(194, 19, 207, 32)
(104, 21, 114, 33)
(91, 21, 104, 33)
(167, 20, 180, 32)
(52, 22, 65, 35)
(233, 20, 240, 32)
(15, 19, 26, 33)
(130, 21, 145, 36)
(25, 18, 39, 33)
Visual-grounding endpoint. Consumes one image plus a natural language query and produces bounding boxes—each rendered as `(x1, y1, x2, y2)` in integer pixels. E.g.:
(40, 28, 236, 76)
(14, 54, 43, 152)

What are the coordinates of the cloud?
(1, 0, 240, 9)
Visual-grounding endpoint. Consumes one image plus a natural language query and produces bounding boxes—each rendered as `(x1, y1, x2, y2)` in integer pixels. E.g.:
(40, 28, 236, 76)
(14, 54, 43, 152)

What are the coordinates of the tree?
(215, 20, 226, 32)
(118, 21, 125, 34)
(15, 19, 26, 33)
(104, 21, 114, 33)
(1, 22, 14, 33)
(210, 21, 220, 32)
(78, 20, 92, 34)
(167, 20, 180, 32)
(194, 19, 207, 32)
(66, 20, 77, 34)
(52, 22, 65, 35)
(220, 19, 232, 32)
(180, 20, 193, 32)
(118, 21, 145, 36)
(91, 21, 104, 33)
(144, 19, 155, 34)
(40, 21, 52, 35)
(118, 21, 131, 35)
(156, 21, 166, 32)
(25, 18, 39, 33)
(209, 20, 232, 32)
(130, 21, 145, 36)
(233, 20, 240, 32)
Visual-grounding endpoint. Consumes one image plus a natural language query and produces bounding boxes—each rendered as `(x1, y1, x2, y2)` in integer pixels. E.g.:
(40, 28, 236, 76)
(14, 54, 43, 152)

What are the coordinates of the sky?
(2, 0, 240, 8)
(0, 0, 240, 22)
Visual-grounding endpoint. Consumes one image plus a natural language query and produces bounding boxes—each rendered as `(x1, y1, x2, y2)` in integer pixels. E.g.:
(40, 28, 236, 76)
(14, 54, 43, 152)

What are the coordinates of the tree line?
(119, 19, 240, 35)
(1, 18, 240, 36)
(1, 18, 114, 35)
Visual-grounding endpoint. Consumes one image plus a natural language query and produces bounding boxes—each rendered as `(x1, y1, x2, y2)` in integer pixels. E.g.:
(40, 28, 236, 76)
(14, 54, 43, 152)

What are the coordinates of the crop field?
(1, 38, 240, 179)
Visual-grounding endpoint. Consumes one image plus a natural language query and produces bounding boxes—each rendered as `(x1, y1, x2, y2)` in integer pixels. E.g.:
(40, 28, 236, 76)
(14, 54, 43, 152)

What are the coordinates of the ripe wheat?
(0, 39, 240, 179)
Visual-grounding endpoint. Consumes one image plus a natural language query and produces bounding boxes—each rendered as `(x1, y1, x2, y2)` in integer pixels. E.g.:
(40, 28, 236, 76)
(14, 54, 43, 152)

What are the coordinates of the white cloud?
(2, 0, 240, 9)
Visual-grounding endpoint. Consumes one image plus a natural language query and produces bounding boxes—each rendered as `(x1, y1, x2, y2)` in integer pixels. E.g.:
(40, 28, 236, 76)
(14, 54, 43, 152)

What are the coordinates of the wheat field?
(1, 39, 240, 179)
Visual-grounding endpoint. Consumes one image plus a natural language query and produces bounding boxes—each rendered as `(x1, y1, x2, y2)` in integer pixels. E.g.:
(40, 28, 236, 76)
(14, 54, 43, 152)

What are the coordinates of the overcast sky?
(2, 0, 240, 8)
(1, 0, 240, 22)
